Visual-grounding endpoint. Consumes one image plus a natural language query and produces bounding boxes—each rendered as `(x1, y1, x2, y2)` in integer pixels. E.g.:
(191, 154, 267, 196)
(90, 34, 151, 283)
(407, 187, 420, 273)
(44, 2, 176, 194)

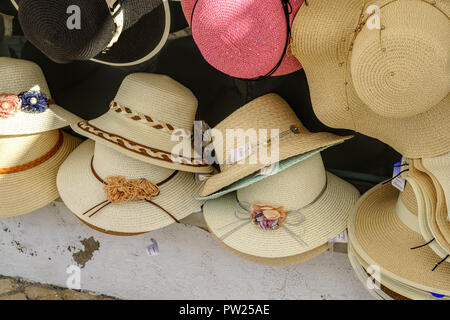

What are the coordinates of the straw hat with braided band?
(203, 153, 360, 260)
(181, 0, 303, 79)
(0, 58, 81, 135)
(72, 73, 211, 173)
(348, 174, 450, 297)
(57, 140, 205, 234)
(291, 0, 450, 158)
(198, 93, 352, 197)
(0, 130, 81, 218)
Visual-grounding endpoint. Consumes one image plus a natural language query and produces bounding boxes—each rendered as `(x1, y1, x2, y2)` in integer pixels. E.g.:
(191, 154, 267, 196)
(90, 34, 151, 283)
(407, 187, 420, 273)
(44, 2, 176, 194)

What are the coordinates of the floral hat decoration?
(0, 58, 81, 135)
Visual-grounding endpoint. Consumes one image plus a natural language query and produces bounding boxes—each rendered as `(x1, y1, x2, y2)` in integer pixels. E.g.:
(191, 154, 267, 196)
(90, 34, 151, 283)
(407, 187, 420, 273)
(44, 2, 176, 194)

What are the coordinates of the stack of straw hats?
(0, 57, 82, 217)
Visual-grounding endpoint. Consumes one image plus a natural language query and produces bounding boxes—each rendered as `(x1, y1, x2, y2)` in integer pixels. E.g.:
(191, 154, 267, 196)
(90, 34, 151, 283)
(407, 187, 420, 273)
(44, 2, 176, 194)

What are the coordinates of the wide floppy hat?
(16, 0, 170, 66)
(0, 130, 81, 218)
(72, 73, 211, 173)
(181, 0, 304, 79)
(0, 58, 81, 135)
(203, 153, 360, 260)
(348, 174, 450, 296)
(291, 0, 450, 158)
(57, 139, 205, 234)
(198, 93, 352, 196)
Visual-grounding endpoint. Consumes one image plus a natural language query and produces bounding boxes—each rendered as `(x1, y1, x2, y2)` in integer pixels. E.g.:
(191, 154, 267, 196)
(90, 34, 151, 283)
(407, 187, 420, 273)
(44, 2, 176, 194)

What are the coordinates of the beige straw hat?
(203, 153, 360, 259)
(57, 139, 205, 234)
(348, 175, 450, 296)
(423, 152, 450, 221)
(0, 130, 81, 218)
(0, 58, 81, 135)
(198, 93, 352, 196)
(72, 73, 211, 173)
(291, 0, 450, 158)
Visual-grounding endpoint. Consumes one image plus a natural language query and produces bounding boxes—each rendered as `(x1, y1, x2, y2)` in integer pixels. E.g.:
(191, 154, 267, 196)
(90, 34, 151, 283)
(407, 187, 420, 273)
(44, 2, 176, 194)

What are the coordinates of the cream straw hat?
(0, 58, 81, 135)
(291, 0, 450, 158)
(0, 130, 81, 218)
(57, 139, 205, 234)
(203, 153, 360, 259)
(348, 175, 450, 296)
(72, 73, 211, 173)
(198, 93, 352, 196)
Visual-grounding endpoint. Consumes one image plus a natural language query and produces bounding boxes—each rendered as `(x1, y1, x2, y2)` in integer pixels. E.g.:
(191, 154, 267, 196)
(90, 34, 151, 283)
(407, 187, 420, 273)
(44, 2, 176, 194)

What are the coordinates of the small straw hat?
(0, 58, 81, 135)
(198, 93, 352, 197)
(181, 0, 304, 79)
(203, 153, 360, 259)
(291, 0, 450, 158)
(0, 130, 81, 218)
(348, 175, 450, 296)
(57, 139, 205, 234)
(15, 0, 170, 66)
(72, 73, 211, 173)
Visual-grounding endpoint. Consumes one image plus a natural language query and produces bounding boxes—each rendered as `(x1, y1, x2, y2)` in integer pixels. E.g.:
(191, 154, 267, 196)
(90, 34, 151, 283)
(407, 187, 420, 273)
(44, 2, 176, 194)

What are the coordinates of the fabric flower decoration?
(250, 203, 290, 230)
(0, 93, 22, 118)
(19, 86, 50, 113)
(104, 176, 160, 204)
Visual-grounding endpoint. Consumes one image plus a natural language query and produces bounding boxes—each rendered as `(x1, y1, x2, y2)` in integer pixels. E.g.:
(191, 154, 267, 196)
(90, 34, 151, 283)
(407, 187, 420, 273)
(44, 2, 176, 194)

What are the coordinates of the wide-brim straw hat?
(72, 73, 211, 173)
(291, 0, 450, 158)
(15, 0, 170, 66)
(0, 58, 81, 135)
(203, 153, 360, 259)
(348, 177, 450, 296)
(198, 93, 352, 196)
(57, 139, 205, 234)
(181, 0, 303, 79)
(0, 130, 81, 218)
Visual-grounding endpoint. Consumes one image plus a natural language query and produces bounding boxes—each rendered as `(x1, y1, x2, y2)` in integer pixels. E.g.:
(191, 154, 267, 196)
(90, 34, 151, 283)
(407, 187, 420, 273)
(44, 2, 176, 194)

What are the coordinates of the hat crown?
(237, 153, 326, 211)
(351, 0, 450, 118)
(113, 73, 198, 131)
(0, 58, 51, 98)
(93, 142, 175, 183)
(212, 94, 304, 170)
(0, 130, 59, 168)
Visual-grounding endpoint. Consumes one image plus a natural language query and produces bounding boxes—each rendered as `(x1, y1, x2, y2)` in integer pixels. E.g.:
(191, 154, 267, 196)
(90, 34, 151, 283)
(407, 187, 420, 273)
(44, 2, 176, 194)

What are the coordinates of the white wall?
(0, 201, 373, 300)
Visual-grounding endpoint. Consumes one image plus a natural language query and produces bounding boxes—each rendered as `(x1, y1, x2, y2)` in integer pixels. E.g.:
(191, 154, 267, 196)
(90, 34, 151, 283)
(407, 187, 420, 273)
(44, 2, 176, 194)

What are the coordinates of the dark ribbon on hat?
(190, 0, 294, 81)
(82, 156, 180, 223)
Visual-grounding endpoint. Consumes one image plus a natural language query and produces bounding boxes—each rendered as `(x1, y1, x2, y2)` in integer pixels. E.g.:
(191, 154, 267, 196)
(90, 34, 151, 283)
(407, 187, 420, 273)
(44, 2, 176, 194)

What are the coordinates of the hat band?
(101, 0, 125, 53)
(0, 130, 63, 174)
(0, 86, 55, 119)
(81, 156, 180, 223)
(217, 175, 328, 245)
(77, 121, 208, 168)
(109, 101, 189, 136)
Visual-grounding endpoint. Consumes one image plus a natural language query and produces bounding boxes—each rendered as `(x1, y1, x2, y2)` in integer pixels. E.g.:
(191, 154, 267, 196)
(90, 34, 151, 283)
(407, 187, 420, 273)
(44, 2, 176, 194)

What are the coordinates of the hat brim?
(348, 182, 450, 296)
(57, 140, 205, 234)
(0, 131, 81, 218)
(204, 172, 360, 258)
(91, 1, 170, 67)
(199, 131, 351, 196)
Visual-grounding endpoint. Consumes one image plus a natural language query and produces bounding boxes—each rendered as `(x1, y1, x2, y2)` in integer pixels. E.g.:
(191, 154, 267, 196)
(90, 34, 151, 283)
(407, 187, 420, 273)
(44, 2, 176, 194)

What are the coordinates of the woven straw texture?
(423, 152, 450, 221)
(199, 94, 351, 196)
(204, 154, 360, 258)
(0, 58, 81, 135)
(348, 182, 450, 295)
(181, 0, 303, 78)
(72, 73, 211, 173)
(291, 0, 450, 158)
(57, 140, 205, 234)
(0, 130, 81, 218)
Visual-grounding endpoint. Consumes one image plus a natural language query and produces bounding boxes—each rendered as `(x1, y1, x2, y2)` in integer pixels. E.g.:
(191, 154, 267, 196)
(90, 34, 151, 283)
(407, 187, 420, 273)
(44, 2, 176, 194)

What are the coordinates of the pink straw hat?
(181, 0, 304, 79)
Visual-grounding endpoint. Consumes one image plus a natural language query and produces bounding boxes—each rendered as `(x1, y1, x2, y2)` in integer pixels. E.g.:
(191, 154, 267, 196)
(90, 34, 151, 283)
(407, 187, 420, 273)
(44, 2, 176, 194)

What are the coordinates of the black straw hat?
(16, 0, 170, 66)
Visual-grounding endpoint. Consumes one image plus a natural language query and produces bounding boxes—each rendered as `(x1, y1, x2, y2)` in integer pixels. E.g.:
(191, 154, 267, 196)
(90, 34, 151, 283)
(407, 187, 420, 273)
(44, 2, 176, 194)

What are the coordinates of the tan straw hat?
(423, 152, 450, 221)
(291, 0, 450, 158)
(0, 129, 81, 218)
(0, 58, 82, 135)
(348, 175, 450, 296)
(57, 139, 205, 234)
(198, 93, 352, 196)
(72, 73, 211, 173)
(203, 153, 360, 259)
